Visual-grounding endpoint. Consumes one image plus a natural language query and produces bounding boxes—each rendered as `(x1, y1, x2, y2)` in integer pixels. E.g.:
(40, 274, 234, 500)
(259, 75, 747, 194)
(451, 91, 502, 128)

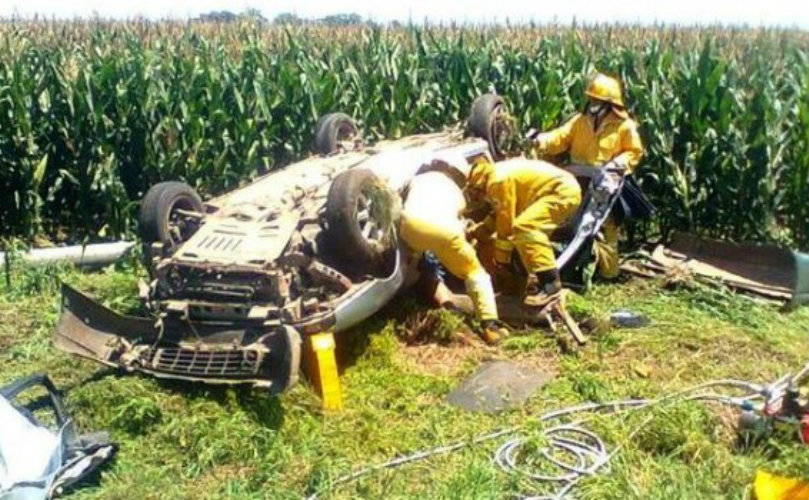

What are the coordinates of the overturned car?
(55, 95, 637, 392)
(56, 96, 515, 392)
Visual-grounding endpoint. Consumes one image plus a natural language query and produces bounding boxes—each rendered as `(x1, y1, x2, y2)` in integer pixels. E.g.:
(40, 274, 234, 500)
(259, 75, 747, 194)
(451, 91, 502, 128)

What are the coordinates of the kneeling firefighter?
(532, 72, 645, 278)
(399, 152, 509, 345)
(466, 158, 582, 307)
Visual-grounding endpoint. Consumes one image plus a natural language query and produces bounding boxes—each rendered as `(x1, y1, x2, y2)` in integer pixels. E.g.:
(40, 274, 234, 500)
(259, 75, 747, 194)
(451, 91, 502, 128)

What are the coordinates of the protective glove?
(493, 239, 514, 266)
(593, 161, 625, 197)
(466, 220, 494, 243)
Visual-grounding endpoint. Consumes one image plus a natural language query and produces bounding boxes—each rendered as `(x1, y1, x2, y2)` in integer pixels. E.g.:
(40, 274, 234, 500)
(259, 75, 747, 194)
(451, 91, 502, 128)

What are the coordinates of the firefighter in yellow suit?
(399, 152, 509, 345)
(532, 73, 644, 278)
(466, 157, 582, 306)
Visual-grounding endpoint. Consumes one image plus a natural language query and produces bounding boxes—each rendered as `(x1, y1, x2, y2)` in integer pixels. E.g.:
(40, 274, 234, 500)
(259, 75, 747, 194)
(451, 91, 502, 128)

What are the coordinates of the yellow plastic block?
(755, 470, 809, 500)
(303, 332, 343, 411)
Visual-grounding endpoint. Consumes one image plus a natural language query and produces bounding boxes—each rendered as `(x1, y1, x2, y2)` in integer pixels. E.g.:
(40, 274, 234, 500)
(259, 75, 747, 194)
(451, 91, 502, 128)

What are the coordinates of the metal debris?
(623, 232, 809, 307)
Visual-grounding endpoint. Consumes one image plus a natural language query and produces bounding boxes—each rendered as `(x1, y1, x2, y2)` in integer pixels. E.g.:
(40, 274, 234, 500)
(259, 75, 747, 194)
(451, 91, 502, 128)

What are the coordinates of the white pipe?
(0, 241, 136, 268)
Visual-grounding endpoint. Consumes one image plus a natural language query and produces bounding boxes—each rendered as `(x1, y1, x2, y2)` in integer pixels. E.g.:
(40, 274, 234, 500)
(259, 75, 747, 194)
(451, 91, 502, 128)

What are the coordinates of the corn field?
(0, 21, 808, 249)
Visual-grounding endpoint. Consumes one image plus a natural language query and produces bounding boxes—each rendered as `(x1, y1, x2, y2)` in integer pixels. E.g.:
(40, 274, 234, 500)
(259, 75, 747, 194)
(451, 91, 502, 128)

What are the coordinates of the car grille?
(139, 346, 263, 377)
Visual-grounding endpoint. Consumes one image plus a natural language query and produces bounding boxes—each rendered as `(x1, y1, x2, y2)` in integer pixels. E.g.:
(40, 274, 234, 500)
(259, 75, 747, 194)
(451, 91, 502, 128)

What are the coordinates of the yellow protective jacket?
(535, 112, 643, 172)
(482, 159, 579, 252)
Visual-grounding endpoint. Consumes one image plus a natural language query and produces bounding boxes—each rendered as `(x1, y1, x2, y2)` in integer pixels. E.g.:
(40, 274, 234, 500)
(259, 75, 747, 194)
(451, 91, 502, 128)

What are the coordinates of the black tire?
(314, 113, 359, 156)
(323, 168, 399, 277)
(468, 94, 510, 160)
(139, 181, 203, 246)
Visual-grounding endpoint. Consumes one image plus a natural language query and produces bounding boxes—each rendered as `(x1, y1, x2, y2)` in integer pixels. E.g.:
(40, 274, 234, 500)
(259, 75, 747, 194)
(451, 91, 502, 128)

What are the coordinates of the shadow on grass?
(61, 367, 121, 393)
(150, 377, 285, 430)
(333, 289, 432, 373)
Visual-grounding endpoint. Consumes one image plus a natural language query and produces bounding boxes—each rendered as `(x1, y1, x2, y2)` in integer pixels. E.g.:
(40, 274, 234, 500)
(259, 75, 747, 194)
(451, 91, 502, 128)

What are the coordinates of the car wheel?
(314, 112, 359, 156)
(468, 94, 512, 160)
(139, 181, 203, 247)
(324, 168, 400, 278)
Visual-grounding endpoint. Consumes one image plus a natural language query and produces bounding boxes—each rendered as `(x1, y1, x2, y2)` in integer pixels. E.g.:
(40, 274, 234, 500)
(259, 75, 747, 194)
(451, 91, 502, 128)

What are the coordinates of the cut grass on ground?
(1, 261, 808, 500)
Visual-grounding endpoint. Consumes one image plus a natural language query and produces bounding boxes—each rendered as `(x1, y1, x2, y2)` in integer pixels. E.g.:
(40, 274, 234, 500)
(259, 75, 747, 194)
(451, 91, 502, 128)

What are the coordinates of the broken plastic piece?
(0, 374, 115, 500)
(303, 333, 343, 411)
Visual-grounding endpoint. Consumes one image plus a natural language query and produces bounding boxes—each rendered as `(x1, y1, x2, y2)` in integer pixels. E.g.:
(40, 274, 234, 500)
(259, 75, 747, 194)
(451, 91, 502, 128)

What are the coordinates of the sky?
(1, 0, 808, 28)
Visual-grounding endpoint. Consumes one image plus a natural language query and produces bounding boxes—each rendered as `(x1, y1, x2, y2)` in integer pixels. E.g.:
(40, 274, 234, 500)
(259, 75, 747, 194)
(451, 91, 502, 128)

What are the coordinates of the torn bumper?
(54, 285, 301, 391)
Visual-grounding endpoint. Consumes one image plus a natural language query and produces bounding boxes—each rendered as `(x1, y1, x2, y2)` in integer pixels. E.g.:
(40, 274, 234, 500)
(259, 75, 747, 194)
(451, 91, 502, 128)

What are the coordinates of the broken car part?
(55, 284, 301, 391)
(623, 232, 809, 307)
(0, 374, 115, 500)
(555, 164, 626, 270)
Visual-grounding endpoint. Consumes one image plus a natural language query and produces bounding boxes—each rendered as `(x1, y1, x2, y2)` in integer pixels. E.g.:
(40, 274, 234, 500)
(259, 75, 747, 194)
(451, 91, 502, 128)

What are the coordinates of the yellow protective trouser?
(512, 184, 582, 274)
(593, 215, 620, 278)
(400, 215, 498, 321)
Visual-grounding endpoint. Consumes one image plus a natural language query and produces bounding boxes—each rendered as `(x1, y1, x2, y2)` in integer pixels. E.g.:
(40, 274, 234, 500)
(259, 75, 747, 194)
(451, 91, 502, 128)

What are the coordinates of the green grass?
(1, 262, 808, 499)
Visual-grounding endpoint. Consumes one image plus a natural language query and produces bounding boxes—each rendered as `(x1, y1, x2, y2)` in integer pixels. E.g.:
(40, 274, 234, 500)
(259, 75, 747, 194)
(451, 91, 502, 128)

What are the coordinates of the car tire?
(468, 94, 510, 160)
(324, 168, 399, 278)
(314, 113, 359, 156)
(139, 181, 203, 246)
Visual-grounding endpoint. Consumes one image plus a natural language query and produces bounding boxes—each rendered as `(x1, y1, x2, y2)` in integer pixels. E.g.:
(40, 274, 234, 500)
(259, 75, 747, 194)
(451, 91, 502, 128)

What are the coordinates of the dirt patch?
(394, 305, 563, 377)
(399, 332, 560, 378)
(399, 342, 492, 377)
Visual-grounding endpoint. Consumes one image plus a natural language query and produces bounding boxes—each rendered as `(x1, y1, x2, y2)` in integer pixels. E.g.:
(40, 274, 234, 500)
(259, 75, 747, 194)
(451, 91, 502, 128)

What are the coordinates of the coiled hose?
(494, 424, 612, 500)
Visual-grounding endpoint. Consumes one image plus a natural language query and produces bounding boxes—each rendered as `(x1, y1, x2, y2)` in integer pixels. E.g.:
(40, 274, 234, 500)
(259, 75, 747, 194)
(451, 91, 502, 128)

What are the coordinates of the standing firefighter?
(532, 73, 644, 278)
(466, 158, 582, 307)
(399, 152, 509, 345)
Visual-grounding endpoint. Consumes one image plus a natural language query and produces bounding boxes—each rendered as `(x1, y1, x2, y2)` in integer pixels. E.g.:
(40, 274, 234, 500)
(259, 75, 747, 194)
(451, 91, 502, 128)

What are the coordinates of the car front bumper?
(55, 284, 301, 391)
